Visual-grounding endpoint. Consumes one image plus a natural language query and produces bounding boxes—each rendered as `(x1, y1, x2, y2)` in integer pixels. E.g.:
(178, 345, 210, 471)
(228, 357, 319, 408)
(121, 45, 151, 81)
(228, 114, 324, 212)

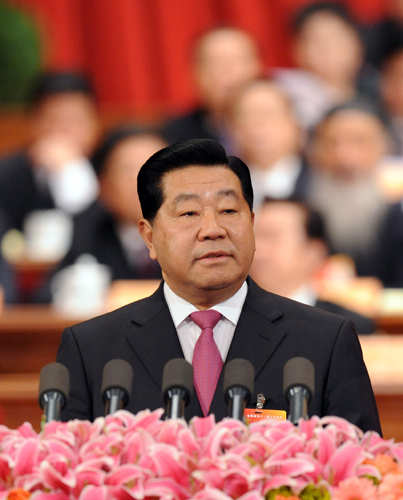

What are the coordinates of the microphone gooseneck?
(162, 358, 193, 419)
(101, 359, 133, 415)
(39, 362, 70, 423)
(283, 356, 315, 424)
(223, 358, 254, 421)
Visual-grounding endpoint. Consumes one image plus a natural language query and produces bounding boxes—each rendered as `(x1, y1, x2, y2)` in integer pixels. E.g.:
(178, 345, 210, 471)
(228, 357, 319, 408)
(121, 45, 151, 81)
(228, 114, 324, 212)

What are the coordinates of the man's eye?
(222, 209, 236, 214)
(182, 211, 197, 217)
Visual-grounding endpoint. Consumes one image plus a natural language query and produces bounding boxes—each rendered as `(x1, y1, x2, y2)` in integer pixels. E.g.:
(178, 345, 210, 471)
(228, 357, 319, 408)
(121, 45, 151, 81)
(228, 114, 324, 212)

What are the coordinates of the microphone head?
(162, 358, 193, 405)
(39, 362, 70, 409)
(223, 358, 254, 403)
(101, 359, 133, 404)
(283, 357, 315, 402)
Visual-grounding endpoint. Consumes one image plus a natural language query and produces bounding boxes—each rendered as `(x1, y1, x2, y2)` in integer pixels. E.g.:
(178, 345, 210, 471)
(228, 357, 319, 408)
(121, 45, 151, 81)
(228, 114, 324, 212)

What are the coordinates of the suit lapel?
(125, 283, 184, 392)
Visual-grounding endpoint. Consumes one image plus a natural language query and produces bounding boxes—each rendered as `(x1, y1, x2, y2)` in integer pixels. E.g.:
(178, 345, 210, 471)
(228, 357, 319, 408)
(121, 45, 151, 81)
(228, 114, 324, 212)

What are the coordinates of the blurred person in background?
(0, 210, 16, 304)
(362, 0, 403, 70)
(0, 70, 100, 233)
(36, 125, 165, 303)
(230, 78, 310, 206)
(250, 197, 375, 334)
(306, 101, 394, 278)
(163, 26, 263, 151)
(379, 42, 403, 155)
(273, 1, 377, 130)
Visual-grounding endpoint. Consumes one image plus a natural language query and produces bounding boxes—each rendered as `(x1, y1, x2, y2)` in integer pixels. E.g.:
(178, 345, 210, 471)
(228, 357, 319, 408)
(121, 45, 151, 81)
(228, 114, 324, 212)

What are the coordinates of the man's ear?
(138, 219, 158, 261)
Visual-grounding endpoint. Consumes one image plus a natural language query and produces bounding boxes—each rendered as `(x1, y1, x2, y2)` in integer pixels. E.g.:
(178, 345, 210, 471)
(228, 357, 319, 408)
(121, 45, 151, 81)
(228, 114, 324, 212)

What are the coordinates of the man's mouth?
(198, 251, 231, 260)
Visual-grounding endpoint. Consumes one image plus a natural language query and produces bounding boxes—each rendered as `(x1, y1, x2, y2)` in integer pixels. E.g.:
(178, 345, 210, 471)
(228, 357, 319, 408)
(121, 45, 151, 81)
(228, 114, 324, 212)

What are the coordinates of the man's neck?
(164, 279, 247, 310)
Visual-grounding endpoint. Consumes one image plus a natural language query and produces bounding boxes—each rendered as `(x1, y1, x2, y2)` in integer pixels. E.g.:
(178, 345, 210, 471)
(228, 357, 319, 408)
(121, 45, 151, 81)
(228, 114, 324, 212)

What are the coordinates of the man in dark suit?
(0, 71, 99, 232)
(56, 138, 381, 434)
(162, 27, 262, 152)
(250, 197, 375, 334)
(35, 125, 164, 303)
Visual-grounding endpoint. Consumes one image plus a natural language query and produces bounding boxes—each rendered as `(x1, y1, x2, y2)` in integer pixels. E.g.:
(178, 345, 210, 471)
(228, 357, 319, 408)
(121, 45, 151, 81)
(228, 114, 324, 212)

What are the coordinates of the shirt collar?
(163, 281, 248, 327)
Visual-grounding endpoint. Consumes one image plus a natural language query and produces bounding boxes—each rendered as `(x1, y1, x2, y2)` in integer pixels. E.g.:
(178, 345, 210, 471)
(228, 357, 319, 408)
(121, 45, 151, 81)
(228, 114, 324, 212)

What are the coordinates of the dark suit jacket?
(0, 150, 55, 231)
(56, 278, 381, 434)
(372, 202, 403, 288)
(162, 108, 219, 145)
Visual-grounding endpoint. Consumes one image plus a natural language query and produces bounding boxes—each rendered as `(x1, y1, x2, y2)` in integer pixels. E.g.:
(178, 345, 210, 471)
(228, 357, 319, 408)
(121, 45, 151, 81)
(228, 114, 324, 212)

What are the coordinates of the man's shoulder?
(67, 282, 166, 336)
(245, 278, 353, 330)
(0, 150, 31, 177)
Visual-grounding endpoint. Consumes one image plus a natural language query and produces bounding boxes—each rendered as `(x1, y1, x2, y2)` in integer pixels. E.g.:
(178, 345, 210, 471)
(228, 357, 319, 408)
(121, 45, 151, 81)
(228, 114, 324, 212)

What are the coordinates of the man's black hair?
(292, 1, 358, 35)
(137, 138, 254, 223)
(28, 70, 96, 106)
(90, 124, 165, 177)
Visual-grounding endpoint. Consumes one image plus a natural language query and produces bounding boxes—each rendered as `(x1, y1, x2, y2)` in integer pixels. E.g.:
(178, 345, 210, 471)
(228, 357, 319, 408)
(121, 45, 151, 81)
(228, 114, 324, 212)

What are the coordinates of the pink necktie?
(190, 309, 223, 416)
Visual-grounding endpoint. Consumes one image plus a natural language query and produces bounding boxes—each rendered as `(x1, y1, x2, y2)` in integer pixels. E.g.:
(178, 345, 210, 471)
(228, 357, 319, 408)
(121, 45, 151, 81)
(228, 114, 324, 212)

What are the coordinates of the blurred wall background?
(2, 0, 387, 117)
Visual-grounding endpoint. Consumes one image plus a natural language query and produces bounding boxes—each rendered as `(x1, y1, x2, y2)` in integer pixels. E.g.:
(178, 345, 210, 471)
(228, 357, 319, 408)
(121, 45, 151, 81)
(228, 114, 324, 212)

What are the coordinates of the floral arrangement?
(1, 409, 403, 500)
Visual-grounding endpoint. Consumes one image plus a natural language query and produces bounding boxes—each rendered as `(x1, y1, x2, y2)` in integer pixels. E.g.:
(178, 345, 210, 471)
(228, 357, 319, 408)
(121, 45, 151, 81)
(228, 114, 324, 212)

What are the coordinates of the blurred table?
(1, 305, 403, 440)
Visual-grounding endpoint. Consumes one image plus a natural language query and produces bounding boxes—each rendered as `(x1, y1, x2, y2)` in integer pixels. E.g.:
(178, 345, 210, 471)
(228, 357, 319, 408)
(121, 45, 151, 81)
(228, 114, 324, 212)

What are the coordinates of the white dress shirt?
(251, 155, 302, 207)
(44, 158, 99, 213)
(163, 281, 248, 364)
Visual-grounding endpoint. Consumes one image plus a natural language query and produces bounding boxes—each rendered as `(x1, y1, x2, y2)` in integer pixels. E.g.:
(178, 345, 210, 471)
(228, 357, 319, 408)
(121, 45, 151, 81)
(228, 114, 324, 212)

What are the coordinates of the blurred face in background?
(250, 201, 325, 296)
(294, 12, 363, 90)
(99, 135, 167, 224)
(30, 92, 99, 157)
(231, 81, 301, 167)
(389, 0, 403, 23)
(381, 50, 403, 117)
(309, 109, 389, 181)
(193, 28, 262, 116)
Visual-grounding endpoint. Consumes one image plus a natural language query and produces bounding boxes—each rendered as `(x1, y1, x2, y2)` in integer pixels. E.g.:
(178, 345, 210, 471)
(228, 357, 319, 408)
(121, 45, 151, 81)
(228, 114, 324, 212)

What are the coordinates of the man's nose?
(198, 211, 226, 240)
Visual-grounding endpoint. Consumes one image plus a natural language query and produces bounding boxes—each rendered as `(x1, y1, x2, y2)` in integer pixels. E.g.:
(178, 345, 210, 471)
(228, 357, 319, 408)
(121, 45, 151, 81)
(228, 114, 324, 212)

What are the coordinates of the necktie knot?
(190, 309, 221, 331)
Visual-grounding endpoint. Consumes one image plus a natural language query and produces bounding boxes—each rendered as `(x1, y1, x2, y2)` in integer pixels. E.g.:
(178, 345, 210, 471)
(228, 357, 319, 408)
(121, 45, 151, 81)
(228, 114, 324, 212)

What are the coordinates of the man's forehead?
(160, 165, 243, 200)
(161, 164, 234, 184)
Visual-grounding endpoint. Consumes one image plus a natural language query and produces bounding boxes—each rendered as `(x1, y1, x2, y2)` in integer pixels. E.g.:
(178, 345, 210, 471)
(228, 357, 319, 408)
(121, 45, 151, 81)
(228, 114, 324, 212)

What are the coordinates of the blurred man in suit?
(0, 71, 99, 232)
(230, 79, 310, 206)
(56, 138, 381, 434)
(36, 125, 165, 303)
(306, 101, 392, 278)
(250, 197, 375, 334)
(163, 26, 263, 152)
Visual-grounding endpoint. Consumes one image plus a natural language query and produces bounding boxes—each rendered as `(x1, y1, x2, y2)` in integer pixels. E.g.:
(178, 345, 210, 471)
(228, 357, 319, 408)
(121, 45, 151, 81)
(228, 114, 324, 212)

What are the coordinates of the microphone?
(283, 357, 315, 424)
(162, 358, 193, 419)
(223, 358, 254, 421)
(101, 359, 133, 415)
(38, 362, 69, 423)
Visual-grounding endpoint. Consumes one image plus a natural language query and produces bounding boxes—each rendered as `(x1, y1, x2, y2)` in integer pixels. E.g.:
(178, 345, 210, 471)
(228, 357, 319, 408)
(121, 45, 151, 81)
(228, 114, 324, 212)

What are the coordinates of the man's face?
(100, 135, 167, 224)
(194, 30, 262, 113)
(381, 51, 403, 116)
(232, 82, 300, 165)
(310, 110, 388, 181)
(294, 13, 362, 85)
(31, 93, 99, 156)
(139, 166, 255, 307)
(250, 203, 322, 295)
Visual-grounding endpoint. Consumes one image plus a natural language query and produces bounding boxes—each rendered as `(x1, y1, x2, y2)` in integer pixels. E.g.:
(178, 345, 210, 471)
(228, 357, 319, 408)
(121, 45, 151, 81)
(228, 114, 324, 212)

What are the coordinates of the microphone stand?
(104, 388, 128, 415)
(226, 387, 250, 421)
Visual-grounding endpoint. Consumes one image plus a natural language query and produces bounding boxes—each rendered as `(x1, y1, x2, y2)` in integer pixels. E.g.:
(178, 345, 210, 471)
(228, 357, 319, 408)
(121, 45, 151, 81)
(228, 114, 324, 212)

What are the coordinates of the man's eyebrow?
(172, 193, 201, 206)
(172, 189, 240, 206)
(216, 188, 240, 200)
